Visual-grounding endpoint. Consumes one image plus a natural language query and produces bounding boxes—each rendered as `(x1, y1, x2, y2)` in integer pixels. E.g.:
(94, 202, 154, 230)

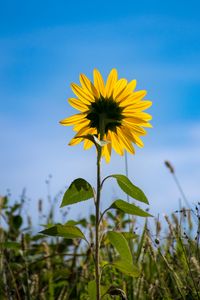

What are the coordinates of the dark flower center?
(86, 97, 123, 134)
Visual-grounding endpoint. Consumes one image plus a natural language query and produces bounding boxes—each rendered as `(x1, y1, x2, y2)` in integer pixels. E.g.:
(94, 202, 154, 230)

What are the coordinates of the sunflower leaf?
(107, 231, 132, 263)
(88, 280, 96, 300)
(103, 260, 140, 278)
(0, 242, 21, 250)
(60, 178, 94, 207)
(106, 174, 149, 204)
(110, 260, 140, 277)
(104, 231, 140, 276)
(110, 199, 153, 217)
(40, 224, 86, 241)
(121, 231, 138, 240)
(88, 280, 110, 300)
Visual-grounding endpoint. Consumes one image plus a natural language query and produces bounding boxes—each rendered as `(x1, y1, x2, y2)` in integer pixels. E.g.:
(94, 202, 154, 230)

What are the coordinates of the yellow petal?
(73, 126, 91, 136)
(132, 112, 152, 121)
(132, 90, 147, 99)
(115, 88, 131, 102)
(115, 79, 137, 102)
(131, 100, 152, 110)
(68, 136, 83, 146)
(74, 127, 97, 149)
(73, 119, 90, 131)
(120, 126, 134, 141)
(141, 123, 152, 128)
(123, 100, 152, 112)
(60, 113, 86, 126)
(113, 79, 127, 100)
(122, 116, 148, 125)
(83, 139, 93, 150)
(122, 120, 146, 136)
(71, 83, 94, 104)
(102, 142, 111, 163)
(105, 69, 118, 98)
(69, 126, 96, 147)
(126, 79, 137, 92)
(132, 134, 144, 148)
(114, 80, 136, 103)
(68, 98, 89, 112)
(109, 131, 124, 155)
(116, 127, 135, 154)
(121, 126, 144, 148)
(119, 90, 147, 107)
(79, 74, 100, 99)
(93, 69, 106, 97)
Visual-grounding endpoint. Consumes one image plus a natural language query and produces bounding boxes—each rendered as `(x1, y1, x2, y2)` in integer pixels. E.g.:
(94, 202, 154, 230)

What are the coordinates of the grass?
(0, 170, 200, 300)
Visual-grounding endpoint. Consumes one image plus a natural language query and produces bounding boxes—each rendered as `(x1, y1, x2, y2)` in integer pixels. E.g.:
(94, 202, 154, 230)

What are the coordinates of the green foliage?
(110, 199, 152, 217)
(40, 224, 87, 241)
(88, 280, 110, 300)
(107, 231, 133, 263)
(105, 174, 149, 204)
(1, 191, 200, 299)
(60, 178, 94, 207)
(58, 172, 150, 291)
(106, 231, 140, 277)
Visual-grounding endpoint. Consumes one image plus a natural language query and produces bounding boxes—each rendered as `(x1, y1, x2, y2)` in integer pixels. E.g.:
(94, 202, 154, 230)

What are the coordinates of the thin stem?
(124, 151, 129, 203)
(157, 249, 185, 299)
(95, 145, 102, 300)
(95, 115, 105, 300)
(4, 258, 22, 300)
(98, 207, 110, 226)
(100, 175, 110, 189)
(178, 236, 200, 300)
(173, 173, 191, 210)
(125, 151, 134, 300)
(172, 171, 197, 224)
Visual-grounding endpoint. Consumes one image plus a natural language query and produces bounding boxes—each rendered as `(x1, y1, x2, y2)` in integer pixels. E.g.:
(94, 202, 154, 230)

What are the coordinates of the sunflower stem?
(95, 116, 105, 300)
(95, 144, 102, 300)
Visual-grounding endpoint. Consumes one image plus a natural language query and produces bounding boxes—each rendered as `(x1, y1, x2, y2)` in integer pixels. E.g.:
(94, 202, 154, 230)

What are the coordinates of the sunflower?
(60, 69, 152, 162)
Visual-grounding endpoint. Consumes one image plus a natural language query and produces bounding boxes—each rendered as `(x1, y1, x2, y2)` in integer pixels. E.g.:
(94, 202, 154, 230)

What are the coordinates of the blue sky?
(1, 0, 200, 221)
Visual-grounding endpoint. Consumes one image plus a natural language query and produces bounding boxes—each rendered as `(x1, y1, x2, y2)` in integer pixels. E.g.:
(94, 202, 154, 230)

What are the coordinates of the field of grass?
(0, 181, 199, 300)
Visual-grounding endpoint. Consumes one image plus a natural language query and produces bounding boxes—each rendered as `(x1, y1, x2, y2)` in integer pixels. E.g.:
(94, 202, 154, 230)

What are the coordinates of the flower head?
(60, 69, 152, 162)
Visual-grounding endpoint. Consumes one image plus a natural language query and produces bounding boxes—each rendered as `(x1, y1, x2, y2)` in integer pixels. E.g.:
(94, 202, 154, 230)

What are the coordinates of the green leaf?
(88, 280, 110, 300)
(0, 242, 21, 250)
(106, 231, 140, 277)
(103, 231, 137, 245)
(136, 220, 147, 262)
(106, 174, 149, 204)
(111, 260, 140, 277)
(31, 234, 44, 241)
(65, 220, 79, 226)
(60, 178, 94, 207)
(121, 232, 138, 240)
(40, 224, 86, 241)
(107, 231, 132, 263)
(88, 280, 96, 300)
(103, 259, 140, 278)
(110, 200, 152, 217)
(65, 219, 87, 227)
(12, 215, 23, 229)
